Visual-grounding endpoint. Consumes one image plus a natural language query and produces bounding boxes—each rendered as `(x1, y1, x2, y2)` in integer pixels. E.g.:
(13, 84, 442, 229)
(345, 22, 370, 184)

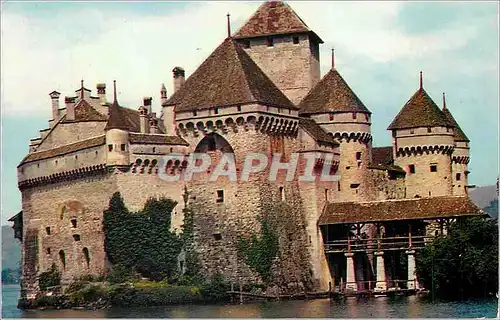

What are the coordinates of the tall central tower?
(233, 1, 323, 104)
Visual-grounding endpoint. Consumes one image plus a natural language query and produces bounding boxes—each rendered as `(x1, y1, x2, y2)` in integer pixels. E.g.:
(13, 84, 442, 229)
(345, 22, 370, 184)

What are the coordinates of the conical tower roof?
(233, 1, 323, 43)
(441, 94, 469, 142)
(388, 78, 453, 130)
(299, 68, 370, 115)
(105, 81, 130, 131)
(165, 38, 296, 112)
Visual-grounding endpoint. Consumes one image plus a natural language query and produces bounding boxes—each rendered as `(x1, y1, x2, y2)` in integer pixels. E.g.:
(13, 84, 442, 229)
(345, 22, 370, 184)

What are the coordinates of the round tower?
(105, 81, 130, 167)
(441, 93, 470, 196)
(299, 50, 372, 201)
(388, 73, 455, 198)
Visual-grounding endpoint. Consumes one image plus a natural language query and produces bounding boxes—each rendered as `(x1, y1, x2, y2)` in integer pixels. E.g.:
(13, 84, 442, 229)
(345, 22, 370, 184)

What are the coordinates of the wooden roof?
(442, 107, 469, 142)
(299, 69, 370, 115)
(129, 133, 188, 146)
(319, 196, 483, 225)
(62, 99, 107, 123)
(165, 38, 296, 112)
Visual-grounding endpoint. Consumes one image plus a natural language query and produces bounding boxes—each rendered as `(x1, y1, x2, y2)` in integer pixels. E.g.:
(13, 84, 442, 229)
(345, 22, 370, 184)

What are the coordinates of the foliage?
(1, 268, 21, 284)
(179, 187, 202, 280)
(38, 263, 61, 291)
(108, 285, 202, 306)
(68, 284, 109, 304)
(237, 217, 279, 283)
(133, 279, 170, 289)
(103, 192, 182, 281)
(416, 217, 498, 300)
(199, 274, 231, 303)
(106, 264, 138, 285)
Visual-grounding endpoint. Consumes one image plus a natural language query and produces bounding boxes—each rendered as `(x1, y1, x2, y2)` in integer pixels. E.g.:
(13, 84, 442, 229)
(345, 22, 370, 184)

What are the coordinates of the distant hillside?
(469, 185, 497, 208)
(2, 225, 21, 270)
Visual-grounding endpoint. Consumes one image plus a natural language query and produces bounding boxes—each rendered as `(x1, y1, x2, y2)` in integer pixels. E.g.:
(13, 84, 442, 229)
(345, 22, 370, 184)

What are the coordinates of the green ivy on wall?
(103, 192, 182, 281)
(236, 217, 279, 283)
(38, 263, 61, 291)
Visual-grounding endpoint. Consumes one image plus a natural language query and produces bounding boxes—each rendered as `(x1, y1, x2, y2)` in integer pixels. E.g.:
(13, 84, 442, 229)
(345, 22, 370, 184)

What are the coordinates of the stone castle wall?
(36, 122, 106, 151)
(238, 33, 320, 105)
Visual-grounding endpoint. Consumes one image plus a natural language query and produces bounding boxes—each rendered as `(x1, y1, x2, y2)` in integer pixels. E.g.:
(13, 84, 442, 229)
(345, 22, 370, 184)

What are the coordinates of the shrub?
(109, 285, 202, 307)
(106, 264, 136, 284)
(38, 264, 61, 291)
(199, 274, 230, 303)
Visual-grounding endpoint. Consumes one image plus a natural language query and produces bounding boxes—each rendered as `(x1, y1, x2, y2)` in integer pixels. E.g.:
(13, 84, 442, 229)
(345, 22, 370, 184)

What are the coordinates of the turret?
(105, 81, 130, 167)
(441, 92, 470, 195)
(161, 82, 176, 136)
(299, 49, 372, 201)
(388, 72, 455, 198)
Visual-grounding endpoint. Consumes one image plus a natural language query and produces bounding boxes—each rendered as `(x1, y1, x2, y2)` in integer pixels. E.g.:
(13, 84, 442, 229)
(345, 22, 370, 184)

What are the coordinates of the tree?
(416, 217, 498, 300)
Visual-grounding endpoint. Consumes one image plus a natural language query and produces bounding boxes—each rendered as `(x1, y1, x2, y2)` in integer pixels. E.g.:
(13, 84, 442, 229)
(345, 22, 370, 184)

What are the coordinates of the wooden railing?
(324, 235, 435, 253)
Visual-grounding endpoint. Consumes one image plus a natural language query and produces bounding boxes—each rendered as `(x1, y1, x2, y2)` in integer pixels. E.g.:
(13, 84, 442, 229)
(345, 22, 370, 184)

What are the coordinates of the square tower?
(233, 1, 323, 104)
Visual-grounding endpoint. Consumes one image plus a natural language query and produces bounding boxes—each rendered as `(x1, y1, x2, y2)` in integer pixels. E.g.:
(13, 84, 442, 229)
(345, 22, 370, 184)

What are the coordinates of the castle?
(11, 1, 483, 298)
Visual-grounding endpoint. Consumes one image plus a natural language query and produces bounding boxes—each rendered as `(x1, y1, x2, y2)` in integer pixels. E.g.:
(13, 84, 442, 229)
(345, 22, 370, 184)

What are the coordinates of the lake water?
(2, 285, 498, 318)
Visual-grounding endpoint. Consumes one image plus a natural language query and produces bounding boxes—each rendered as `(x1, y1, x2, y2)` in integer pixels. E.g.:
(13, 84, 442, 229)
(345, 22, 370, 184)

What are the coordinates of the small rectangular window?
(430, 164, 437, 172)
(216, 190, 224, 203)
(237, 105, 242, 112)
(108, 144, 113, 152)
(356, 152, 362, 161)
(46, 248, 51, 254)
(279, 186, 285, 202)
(456, 173, 461, 181)
(213, 233, 222, 241)
(266, 36, 274, 47)
(120, 144, 126, 151)
(193, 111, 197, 116)
(71, 218, 77, 228)
(292, 36, 299, 44)
(350, 183, 360, 189)
(324, 189, 328, 201)
(329, 113, 334, 121)
(46, 227, 51, 235)
(73, 234, 81, 241)
(410, 129, 415, 134)
(427, 127, 432, 133)
(214, 108, 219, 114)
(352, 113, 357, 119)
(409, 164, 415, 174)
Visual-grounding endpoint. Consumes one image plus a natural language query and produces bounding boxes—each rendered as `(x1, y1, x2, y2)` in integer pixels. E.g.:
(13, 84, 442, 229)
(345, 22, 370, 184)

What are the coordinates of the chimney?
(65, 96, 76, 121)
(143, 96, 152, 115)
(173, 67, 185, 93)
(97, 83, 107, 104)
(139, 106, 149, 134)
(49, 91, 61, 121)
(149, 117, 160, 134)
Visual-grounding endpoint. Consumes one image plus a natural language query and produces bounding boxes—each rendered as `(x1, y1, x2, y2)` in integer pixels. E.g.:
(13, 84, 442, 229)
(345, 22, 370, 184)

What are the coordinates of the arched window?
(59, 250, 66, 270)
(83, 247, 90, 268)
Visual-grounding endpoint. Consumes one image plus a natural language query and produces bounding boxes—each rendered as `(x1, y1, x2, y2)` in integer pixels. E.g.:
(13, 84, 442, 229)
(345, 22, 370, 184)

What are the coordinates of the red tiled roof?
(165, 38, 296, 112)
(388, 88, 453, 130)
(19, 136, 105, 166)
(319, 196, 483, 225)
(299, 69, 370, 115)
(233, 1, 323, 43)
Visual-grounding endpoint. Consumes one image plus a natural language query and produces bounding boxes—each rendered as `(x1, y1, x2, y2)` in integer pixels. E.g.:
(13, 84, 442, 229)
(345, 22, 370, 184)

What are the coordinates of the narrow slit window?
(279, 186, 285, 202)
(356, 152, 362, 161)
(456, 173, 461, 181)
(266, 36, 274, 47)
(329, 113, 334, 121)
(59, 250, 66, 269)
(71, 218, 77, 228)
(108, 144, 113, 152)
(216, 190, 224, 203)
(324, 189, 328, 201)
(83, 247, 90, 268)
(46, 227, 51, 235)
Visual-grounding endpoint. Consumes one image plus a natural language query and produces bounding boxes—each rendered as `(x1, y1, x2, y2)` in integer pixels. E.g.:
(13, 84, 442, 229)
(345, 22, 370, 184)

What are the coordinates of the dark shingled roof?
(299, 69, 370, 115)
(388, 88, 453, 130)
(442, 107, 469, 142)
(299, 118, 339, 146)
(19, 136, 105, 166)
(233, 1, 323, 43)
(165, 38, 296, 112)
(62, 99, 107, 123)
(105, 99, 141, 131)
(371, 146, 393, 166)
(129, 133, 188, 146)
(319, 196, 483, 225)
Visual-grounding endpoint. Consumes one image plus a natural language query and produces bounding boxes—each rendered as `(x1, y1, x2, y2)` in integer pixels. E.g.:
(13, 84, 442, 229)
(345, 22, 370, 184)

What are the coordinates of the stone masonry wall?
(21, 173, 117, 296)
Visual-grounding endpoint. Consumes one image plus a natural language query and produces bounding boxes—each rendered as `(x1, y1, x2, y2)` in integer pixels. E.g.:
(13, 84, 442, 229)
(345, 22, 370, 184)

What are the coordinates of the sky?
(1, 1, 499, 225)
